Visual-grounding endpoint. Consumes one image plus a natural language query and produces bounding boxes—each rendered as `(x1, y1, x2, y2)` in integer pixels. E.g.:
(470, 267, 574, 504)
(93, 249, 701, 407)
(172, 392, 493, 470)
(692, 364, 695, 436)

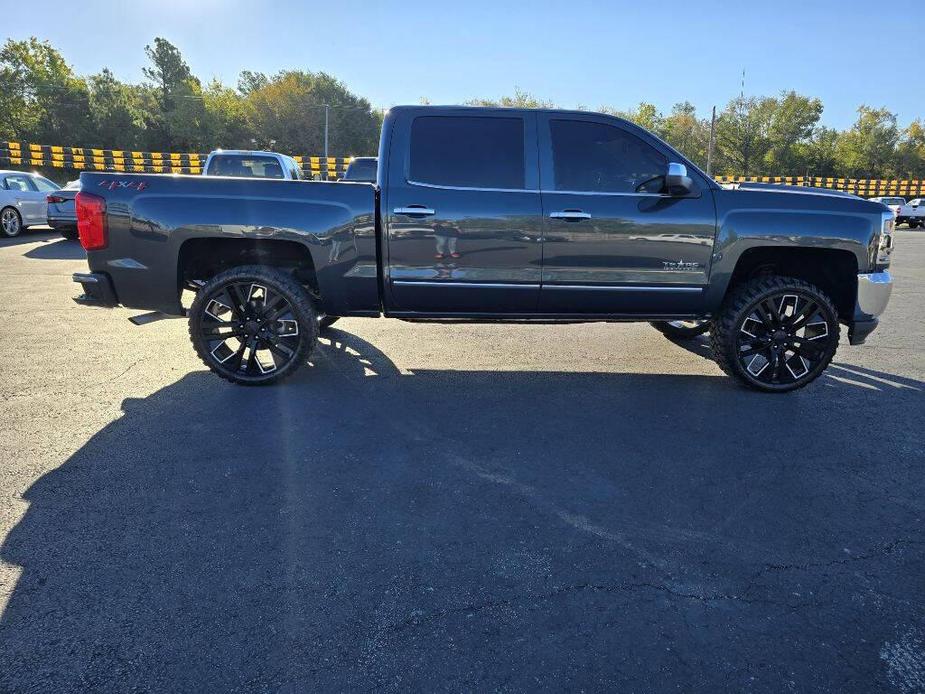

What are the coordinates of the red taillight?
(75, 191, 107, 251)
(46, 194, 66, 204)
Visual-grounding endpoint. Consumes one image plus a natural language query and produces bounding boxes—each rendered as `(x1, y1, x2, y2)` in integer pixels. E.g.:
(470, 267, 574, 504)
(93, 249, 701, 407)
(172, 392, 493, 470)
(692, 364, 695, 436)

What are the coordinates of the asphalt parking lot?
(0, 229, 923, 692)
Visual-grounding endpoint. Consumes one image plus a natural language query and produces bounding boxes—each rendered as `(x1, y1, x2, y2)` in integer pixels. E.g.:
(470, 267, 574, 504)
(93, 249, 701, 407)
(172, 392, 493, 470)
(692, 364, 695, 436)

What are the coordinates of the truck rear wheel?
(188, 265, 318, 385)
(650, 320, 710, 339)
(710, 276, 839, 393)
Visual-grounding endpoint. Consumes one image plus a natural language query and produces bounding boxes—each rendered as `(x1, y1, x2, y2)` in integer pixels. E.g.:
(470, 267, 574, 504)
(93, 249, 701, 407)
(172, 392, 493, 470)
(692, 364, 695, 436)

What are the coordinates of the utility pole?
(323, 104, 330, 179)
(706, 105, 717, 177)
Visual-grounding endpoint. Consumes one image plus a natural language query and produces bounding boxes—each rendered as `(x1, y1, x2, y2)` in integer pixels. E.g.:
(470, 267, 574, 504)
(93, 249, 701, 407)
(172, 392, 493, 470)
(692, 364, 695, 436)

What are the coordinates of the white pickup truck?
(870, 196, 905, 219)
(202, 150, 304, 180)
(897, 198, 925, 228)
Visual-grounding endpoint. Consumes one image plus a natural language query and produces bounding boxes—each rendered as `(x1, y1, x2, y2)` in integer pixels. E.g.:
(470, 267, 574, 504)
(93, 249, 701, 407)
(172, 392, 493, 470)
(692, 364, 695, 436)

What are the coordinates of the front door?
(537, 114, 717, 315)
(384, 111, 543, 313)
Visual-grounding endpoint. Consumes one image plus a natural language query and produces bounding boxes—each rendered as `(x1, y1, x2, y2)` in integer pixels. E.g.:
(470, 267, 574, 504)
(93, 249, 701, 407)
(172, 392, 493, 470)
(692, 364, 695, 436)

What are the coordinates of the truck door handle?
(550, 210, 591, 221)
(394, 205, 436, 217)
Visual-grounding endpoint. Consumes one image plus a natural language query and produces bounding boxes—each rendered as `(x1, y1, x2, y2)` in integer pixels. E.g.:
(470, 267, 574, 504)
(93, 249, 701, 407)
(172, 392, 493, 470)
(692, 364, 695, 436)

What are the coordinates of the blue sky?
(4, 0, 917, 130)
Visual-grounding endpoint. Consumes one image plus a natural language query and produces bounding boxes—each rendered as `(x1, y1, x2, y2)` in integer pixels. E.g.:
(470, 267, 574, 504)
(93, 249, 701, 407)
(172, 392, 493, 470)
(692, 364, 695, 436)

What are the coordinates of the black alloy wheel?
(189, 266, 317, 385)
(711, 276, 840, 392)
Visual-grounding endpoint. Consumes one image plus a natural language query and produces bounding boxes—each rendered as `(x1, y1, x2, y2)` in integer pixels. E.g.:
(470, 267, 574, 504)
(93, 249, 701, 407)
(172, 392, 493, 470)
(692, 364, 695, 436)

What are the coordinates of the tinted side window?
(410, 116, 524, 189)
(550, 120, 667, 194)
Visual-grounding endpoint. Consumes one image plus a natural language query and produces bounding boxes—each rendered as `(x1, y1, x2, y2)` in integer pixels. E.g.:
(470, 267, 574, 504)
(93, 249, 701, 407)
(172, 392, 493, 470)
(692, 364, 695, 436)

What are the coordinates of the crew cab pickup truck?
(72, 105, 895, 392)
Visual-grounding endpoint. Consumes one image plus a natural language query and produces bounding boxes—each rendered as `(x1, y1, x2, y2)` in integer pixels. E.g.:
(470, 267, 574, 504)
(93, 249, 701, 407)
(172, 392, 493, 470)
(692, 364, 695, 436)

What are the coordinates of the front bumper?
(848, 270, 892, 345)
(72, 272, 119, 308)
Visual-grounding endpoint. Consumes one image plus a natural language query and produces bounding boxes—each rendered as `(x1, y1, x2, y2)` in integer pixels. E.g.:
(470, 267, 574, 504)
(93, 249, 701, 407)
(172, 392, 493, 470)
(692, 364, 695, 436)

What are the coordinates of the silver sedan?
(0, 170, 61, 237)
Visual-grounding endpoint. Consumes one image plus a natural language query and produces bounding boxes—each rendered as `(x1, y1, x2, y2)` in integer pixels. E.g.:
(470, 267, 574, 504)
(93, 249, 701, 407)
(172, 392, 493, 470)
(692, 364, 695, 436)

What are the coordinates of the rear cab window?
(344, 158, 378, 182)
(409, 116, 526, 190)
(207, 155, 286, 179)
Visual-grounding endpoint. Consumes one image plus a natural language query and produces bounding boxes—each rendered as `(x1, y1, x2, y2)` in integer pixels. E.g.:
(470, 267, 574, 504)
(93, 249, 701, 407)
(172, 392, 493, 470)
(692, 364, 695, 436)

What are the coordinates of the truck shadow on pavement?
(22, 237, 86, 260)
(1, 328, 923, 691)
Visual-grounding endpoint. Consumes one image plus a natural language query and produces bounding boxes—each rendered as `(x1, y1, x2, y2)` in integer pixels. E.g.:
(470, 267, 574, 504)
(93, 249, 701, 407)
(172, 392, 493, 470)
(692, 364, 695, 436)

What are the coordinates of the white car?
(0, 170, 61, 237)
(202, 150, 304, 180)
(870, 196, 905, 219)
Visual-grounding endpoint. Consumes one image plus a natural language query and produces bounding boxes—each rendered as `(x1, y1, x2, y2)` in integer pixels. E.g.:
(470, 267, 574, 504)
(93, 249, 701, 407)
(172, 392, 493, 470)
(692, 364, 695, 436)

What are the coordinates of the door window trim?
(406, 178, 534, 194)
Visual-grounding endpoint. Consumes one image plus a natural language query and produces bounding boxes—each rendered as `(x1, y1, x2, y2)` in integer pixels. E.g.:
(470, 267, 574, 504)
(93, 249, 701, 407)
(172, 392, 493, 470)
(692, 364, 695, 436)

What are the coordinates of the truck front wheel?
(710, 276, 840, 392)
(188, 265, 318, 385)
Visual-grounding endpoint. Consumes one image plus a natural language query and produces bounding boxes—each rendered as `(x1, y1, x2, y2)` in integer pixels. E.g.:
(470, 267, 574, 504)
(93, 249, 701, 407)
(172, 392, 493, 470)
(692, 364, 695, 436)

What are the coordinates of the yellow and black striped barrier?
(3, 141, 924, 194)
(715, 175, 925, 198)
(0, 141, 355, 179)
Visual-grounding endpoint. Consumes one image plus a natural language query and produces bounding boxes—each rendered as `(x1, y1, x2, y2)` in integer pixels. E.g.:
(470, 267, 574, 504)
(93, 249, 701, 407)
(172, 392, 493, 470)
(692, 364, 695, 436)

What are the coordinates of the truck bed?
(79, 172, 380, 317)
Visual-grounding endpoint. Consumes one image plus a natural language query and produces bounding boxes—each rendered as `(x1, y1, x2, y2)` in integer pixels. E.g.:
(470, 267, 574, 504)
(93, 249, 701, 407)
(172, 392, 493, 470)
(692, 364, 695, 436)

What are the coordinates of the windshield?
(207, 154, 286, 178)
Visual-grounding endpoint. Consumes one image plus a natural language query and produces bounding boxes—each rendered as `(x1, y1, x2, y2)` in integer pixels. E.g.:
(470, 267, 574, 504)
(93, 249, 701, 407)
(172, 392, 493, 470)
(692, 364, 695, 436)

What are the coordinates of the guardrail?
(0, 141, 353, 178)
(2, 141, 924, 196)
(714, 175, 925, 198)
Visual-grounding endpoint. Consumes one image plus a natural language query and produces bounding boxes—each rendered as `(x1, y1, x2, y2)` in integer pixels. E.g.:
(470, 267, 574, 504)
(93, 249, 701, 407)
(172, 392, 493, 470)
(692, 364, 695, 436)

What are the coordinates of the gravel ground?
(0, 228, 923, 692)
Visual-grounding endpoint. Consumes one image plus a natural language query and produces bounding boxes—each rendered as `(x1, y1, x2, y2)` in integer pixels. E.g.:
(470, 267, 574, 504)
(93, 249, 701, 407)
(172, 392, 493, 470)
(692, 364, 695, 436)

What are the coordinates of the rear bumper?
(848, 270, 892, 345)
(72, 272, 119, 308)
(47, 218, 77, 230)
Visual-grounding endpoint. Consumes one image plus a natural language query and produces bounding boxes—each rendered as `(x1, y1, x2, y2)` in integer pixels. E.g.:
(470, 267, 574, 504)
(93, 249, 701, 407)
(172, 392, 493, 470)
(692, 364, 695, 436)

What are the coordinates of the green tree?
(797, 126, 841, 177)
(466, 87, 555, 109)
(764, 91, 823, 173)
(0, 37, 91, 143)
(895, 119, 925, 178)
(603, 102, 665, 138)
(836, 106, 899, 178)
(245, 70, 380, 155)
(237, 70, 268, 96)
(87, 68, 146, 149)
(661, 102, 710, 167)
(141, 38, 206, 150)
(715, 95, 776, 175)
(203, 79, 252, 149)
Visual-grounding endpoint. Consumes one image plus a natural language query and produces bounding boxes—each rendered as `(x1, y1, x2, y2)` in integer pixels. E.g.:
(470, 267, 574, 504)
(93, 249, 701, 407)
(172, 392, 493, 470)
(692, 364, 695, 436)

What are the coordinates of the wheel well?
(727, 247, 858, 319)
(178, 238, 318, 294)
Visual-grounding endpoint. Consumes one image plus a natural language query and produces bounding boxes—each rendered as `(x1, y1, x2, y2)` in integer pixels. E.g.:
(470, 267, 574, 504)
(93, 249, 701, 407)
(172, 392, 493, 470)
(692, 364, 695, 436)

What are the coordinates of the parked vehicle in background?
(341, 156, 378, 183)
(0, 170, 60, 237)
(46, 179, 80, 240)
(73, 105, 895, 392)
(870, 196, 904, 219)
(896, 198, 925, 228)
(202, 150, 304, 180)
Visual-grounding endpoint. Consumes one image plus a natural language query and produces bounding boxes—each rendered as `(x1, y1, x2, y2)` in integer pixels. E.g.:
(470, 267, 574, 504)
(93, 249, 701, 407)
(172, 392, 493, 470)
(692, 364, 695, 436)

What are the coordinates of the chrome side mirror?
(666, 162, 693, 194)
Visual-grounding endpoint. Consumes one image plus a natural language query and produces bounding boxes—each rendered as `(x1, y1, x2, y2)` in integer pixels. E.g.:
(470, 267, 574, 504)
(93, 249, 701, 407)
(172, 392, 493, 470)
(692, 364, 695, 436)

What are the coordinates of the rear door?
(537, 113, 716, 314)
(383, 110, 543, 313)
(3, 174, 45, 224)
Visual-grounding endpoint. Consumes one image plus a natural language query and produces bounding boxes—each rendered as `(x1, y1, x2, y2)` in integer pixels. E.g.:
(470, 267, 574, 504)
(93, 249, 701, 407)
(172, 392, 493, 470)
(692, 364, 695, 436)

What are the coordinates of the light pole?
(323, 104, 330, 178)
(706, 105, 717, 177)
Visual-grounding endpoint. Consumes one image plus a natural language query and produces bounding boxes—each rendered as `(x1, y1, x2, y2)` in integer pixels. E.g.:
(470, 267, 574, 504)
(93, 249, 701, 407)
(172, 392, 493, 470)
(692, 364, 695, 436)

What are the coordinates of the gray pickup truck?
(72, 105, 895, 392)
